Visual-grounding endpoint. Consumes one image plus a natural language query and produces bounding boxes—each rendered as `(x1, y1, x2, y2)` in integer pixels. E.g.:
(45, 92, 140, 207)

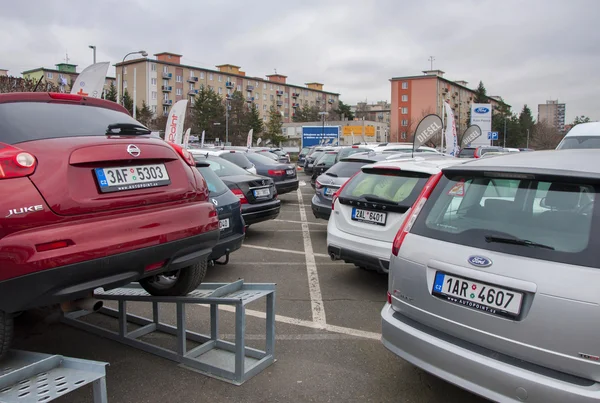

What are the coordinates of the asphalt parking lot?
(13, 172, 485, 403)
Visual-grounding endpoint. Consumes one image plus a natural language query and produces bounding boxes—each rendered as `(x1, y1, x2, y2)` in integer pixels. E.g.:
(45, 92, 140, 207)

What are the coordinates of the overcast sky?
(1, 0, 598, 122)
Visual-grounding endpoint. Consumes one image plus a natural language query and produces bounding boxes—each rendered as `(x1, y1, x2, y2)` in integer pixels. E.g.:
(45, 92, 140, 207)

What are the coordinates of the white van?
(556, 122, 600, 150)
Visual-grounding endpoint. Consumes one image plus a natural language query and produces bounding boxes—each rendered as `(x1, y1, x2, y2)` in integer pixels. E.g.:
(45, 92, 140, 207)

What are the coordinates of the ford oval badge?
(468, 255, 492, 267)
(474, 107, 490, 114)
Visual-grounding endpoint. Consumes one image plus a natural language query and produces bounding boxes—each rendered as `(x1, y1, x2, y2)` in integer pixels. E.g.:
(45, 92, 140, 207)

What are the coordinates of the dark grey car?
(245, 152, 299, 195)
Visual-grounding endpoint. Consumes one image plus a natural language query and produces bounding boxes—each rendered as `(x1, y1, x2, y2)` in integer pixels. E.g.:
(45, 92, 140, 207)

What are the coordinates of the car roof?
(444, 149, 600, 178)
(363, 156, 466, 175)
(563, 122, 600, 137)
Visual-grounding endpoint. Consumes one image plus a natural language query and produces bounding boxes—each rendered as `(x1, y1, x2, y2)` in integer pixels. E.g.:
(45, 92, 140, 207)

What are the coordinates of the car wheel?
(0, 310, 13, 361)
(139, 260, 208, 296)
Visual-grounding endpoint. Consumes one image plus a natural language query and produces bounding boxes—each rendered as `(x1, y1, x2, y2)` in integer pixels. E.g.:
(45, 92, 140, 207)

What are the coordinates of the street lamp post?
(88, 45, 96, 64)
(318, 111, 328, 145)
(120, 50, 148, 106)
(225, 96, 231, 145)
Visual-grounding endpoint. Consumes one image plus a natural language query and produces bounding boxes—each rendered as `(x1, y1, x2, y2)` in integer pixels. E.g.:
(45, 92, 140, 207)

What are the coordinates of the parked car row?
(300, 140, 600, 402)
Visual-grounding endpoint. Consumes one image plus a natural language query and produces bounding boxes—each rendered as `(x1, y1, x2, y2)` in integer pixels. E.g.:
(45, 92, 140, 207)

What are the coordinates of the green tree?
(474, 81, 488, 103)
(572, 115, 591, 127)
(245, 103, 264, 143)
(491, 101, 513, 146)
(329, 100, 354, 121)
(227, 91, 251, 145)
(292, 102, 321, 122)
(121, 89, 133, 115)
(190, 86, 226, 141)
(264, 102, 285, 146)
(105, 82, 118, 102)
(135, 100, 153, 127)
(510, 104, 535, 148)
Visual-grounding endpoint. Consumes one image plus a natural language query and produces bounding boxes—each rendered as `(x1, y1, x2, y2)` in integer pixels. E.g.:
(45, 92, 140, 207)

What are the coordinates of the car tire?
(0, 310, 13, 361)
(139, 260, 208, 297)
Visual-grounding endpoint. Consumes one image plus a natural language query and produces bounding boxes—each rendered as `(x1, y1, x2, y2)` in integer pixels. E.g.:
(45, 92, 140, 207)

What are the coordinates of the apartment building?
(538, 100, 566, 133)
(350, 101, 391, 127)
(22, 63, 116, 93)
(115, 52, 340, 122)
(0, 69, 7, 77)
(390, 70, 506, 143)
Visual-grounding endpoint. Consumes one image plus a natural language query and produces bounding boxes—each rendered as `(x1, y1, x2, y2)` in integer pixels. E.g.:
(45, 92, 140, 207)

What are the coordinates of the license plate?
(323, 187, 336, 197)
(253, 188, 270, 197)
(286, 169, 295, 175)
(351, 208, 387, 226)
(95, 164, 170, 193)
(219, 218, 230, 230)
(432, 272, 523, 317)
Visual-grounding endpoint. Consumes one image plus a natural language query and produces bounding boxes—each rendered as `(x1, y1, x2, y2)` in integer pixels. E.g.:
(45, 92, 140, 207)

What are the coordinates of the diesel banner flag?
(413, 114, 443, 151)
(461, 125, 483, 147)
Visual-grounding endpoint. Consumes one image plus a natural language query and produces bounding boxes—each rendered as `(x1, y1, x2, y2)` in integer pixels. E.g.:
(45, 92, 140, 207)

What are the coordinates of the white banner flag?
(257, 138, 262, 146)
(70, 62, 110, 98)
(200, 130, 205, 148)
(183, 128, 191, 148)
(444, 102, 458, 156)
(165, 100, 188, 144)
(246, 129, 253, 149)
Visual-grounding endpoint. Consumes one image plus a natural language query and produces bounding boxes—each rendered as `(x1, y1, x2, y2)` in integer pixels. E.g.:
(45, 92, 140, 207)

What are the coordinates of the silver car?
(382, 149, 600, 402)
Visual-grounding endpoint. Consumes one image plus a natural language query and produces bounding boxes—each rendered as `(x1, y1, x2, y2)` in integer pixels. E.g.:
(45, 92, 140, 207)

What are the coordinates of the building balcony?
(292, 92, 300, 98)
(292, 103, 299, 108)
(246, 97, 254, 103)
(276, 100, 283, 106)
(276, 90, 284, 96)
(225, 81, 234, 89)
(162, 72, 172, 79)
(162, 99, 173, 106)
(189, 90, 199, 96)
(328, 99, 334, 104)
(188, 76, 198, 83)
(247, 85, 254, 91)
(316, 98, 322, 103)
(161, 85, 172, 92)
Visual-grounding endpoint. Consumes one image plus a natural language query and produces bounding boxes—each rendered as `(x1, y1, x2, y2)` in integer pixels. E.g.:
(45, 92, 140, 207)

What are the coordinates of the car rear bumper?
(209, 232, 244, 261)
(275, 178, 299, 194)
(327, 220, 390, 272)
(381, 304, 600, 403)
(311, 195, 331, 220)
(242, 200, 281, 225)
(0, 231, 219, 313)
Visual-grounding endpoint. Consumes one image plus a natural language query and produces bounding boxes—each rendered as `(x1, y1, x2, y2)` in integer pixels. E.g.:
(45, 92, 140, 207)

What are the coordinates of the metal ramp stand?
(61, 280, 276, 386)
(0, 350, 108, 403)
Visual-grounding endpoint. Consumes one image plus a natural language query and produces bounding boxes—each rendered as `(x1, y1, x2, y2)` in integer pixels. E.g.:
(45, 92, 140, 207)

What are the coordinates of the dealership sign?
(470, 103, 492, 146)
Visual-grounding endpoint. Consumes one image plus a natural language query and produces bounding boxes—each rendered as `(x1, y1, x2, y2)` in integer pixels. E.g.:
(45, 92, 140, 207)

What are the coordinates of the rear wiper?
(485, 235, 555, 250)
(107, 123, 151, 135)
(325, 172, 338, 177)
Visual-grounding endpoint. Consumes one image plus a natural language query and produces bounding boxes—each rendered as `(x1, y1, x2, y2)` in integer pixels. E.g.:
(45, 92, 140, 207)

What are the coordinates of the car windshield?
(196, 165, 229, 195)
(557, 136, 600, 150)
(316, 153, 337, 166)
(219, 152, 253, 169)
(412, 174, 597, 267)
(247, 152, 280, 165)
(325, 161, 368, 178)
(198, 156, 251, 177)
(338, 148, 369, 160)
(340, 170, 430, 206)
(458, 148, 476, 158)
(300, 147, 310, 156)
(309, 151, 325, 161)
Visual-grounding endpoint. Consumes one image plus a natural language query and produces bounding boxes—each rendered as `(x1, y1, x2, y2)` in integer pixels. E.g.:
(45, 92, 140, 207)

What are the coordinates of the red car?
(0, 92, 219, 358)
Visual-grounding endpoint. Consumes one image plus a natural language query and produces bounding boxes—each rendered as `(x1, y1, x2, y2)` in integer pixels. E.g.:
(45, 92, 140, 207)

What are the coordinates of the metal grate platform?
(62, 280, 276, 385)
(0, 350, 107, 403)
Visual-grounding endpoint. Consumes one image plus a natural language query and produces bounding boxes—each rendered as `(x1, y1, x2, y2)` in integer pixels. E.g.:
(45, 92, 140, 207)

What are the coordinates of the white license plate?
(323, 187, 336, 197)
(95, 164, 170, 193)
(219, 218, 230, 230)
(432, 272, 523, 317)
(351, 208, 387, 226)
(286, 169, 295, 175)
(253, 188, 270, 197)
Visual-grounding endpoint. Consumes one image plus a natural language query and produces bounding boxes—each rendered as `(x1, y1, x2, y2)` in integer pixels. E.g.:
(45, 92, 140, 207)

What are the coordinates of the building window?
(285, 92, 288, 98)
(263, 83, 267, 89)
(152, 91, 157, 100)
(47, 72, 53, 79)
(163, 93, 168, 101)
(401, 119, 408, 126)
(218, 75, 222, 82)
(247, 91, 251, 98)
(255, 81, 259, 87)
(151, 64, 157, 72)
(218, 87, 223, 95)
(200, 72, 205, 79)
(401, 107, 408, 114)
(263, 94, 267, 101)
(124, 67, 127, 74)
(304, 90, 309, 96)
(151, 105, 157, 113)
(402, 81, 408, 89)
(237, 85, 241, 92)
(176, 75, 182, 83)
(190, 71, 194, 78)
(227, 89, 231, 95)
(163, 106, 169, 115)
(263, 105, 267, 111)
(151, 78, 157, 86)
(270, 84, 273, 90)
(270, 94, 274, 101)
(123, 80, 127, 89)
(163, 66, 168, 73)
(401, 132, 407, 139)
(176, 88, 182, 96)
(209, 73, 213, 81)
(189, 83, 194, 90)
(401, 95, 408, 102)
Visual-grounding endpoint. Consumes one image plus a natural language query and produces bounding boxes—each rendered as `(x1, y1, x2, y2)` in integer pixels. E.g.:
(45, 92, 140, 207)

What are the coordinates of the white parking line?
(297, 188, 327, 326)
(273, 219, 327, 226)
(243, 244, 330, 258)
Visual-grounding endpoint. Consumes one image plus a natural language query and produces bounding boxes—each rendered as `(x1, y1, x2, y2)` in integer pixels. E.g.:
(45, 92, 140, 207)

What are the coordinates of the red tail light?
(387, 291, 392, 304)
(169, 143, 195, 166)
(48, 93, 83, 101)
(0, 143, 37, 179)
(392, 172, 443, 256)
(315, 180, 323, 190)
(268, 169, 285, 176)
(36, 240, 73, 252)
(145, 260, 166, 272)
(231, 188, 248, 204)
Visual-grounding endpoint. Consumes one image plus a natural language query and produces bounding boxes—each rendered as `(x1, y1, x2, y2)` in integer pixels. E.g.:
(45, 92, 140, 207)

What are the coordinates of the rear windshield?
(300, 147, 310, 156)
(196, 165, 229, 195)
(412, 174, 598, 267)
(309, 151, 324, 161)
(198, 157, 251, 177)
(0, 102, 139, 145)
(340, 170, 430, 206)
(325, 161, 367, 178)
(458, 148, 476, 158)
(247, 152, 279, 165)
(316, 153, 337, 166)
(338, 148, 369, 159)
(557, 136, 600, 150)
(219, 152, 253, 169)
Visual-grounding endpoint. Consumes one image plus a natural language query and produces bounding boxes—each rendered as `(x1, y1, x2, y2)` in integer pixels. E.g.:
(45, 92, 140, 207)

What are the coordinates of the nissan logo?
(127, 144, 141, 157)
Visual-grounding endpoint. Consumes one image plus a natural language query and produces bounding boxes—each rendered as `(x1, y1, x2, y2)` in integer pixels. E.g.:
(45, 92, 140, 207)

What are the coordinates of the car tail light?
(169, 143, 195, 166)
(392, 172, 442, 256)
(0, 143, 37, 179)
(315, 180, 323, 190)
(231, 188, 248, 204)
(36, 240, 73, 252)
(387, 291, 392, 304)
(48, 93, 83, 101)
(145, 260, 166, 272)
(268, 169, 285, 176)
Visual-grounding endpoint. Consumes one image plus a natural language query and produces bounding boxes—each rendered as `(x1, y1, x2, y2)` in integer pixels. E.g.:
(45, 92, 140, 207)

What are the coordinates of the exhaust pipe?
(330, 253, 337, 261)
(61, 297, 103, 313)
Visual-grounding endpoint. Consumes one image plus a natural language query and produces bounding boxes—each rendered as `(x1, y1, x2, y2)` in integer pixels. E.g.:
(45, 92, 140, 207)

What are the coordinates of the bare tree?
(354, 102, 370, 120)
(531, 121, 563, 150)
(0, 76, 60, 93)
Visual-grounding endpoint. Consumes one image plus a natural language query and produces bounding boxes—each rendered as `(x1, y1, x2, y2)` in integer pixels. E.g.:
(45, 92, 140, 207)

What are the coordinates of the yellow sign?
(342, 125, 375, 137)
